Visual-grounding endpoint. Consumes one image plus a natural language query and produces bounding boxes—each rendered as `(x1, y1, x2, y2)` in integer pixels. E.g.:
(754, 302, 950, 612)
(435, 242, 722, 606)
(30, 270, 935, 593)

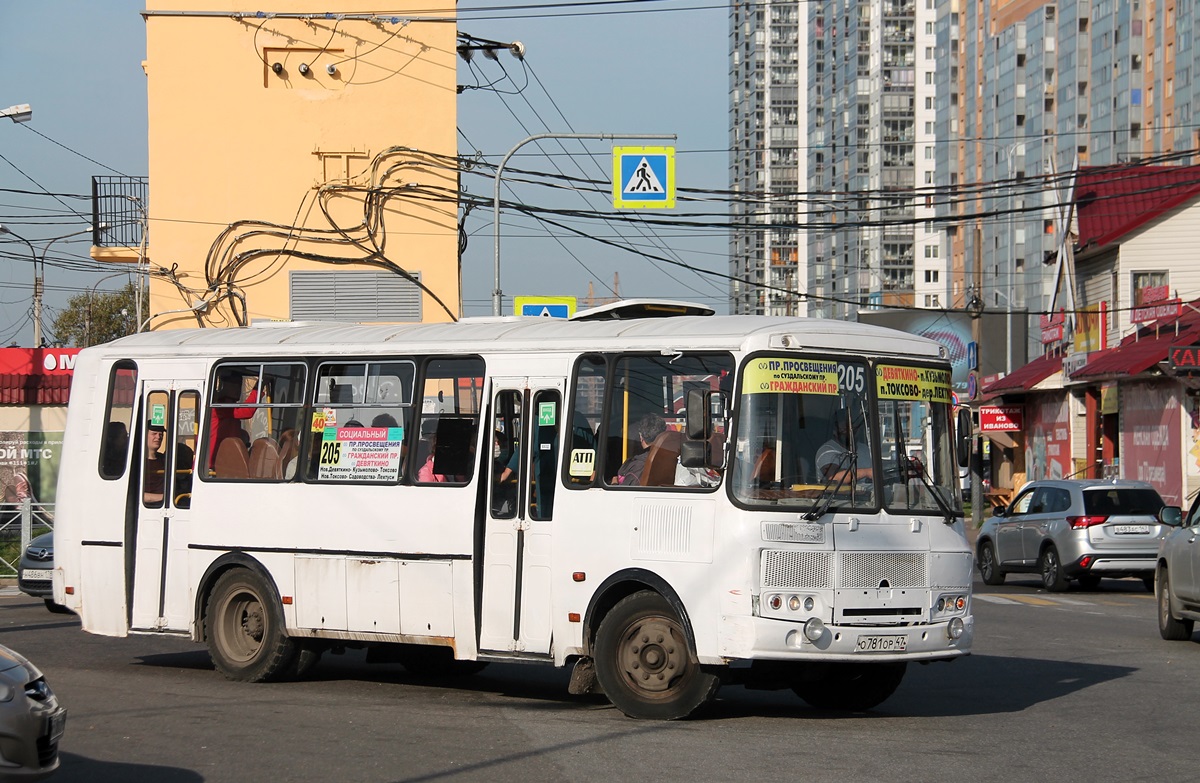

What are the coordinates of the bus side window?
(99, 361, 137, 480)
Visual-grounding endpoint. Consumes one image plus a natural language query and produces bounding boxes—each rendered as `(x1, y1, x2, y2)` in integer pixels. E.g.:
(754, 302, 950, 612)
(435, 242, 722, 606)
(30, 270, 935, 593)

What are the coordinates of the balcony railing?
(92, 176, 148, 248)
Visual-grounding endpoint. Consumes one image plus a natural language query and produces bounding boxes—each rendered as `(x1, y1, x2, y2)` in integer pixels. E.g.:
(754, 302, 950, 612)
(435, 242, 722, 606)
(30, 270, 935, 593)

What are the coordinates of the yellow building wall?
(144, 2, 459, 329)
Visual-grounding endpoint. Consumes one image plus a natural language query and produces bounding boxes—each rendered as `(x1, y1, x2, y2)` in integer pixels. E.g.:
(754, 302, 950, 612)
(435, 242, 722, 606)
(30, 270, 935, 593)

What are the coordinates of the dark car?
(18, 532, 70, 614)
(977, 479, 1178, 591)
(0, 642, 66, 780)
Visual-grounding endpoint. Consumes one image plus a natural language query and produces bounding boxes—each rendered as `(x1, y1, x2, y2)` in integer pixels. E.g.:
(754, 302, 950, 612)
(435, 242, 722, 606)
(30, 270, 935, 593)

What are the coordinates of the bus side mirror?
(680, 440, 706, 468)
(687, 389, 723, 440)
(955, 408, 972, 468)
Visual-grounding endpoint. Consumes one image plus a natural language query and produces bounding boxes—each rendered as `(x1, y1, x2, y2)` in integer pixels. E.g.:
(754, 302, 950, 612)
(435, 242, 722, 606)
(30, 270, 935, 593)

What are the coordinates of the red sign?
(0, 348, 81, 376)
(1039, 310, 1066, 344)
(1131, 298, 1182, 324)
(980, 405, 1023, 431)
(1139, 284, 1170, 304)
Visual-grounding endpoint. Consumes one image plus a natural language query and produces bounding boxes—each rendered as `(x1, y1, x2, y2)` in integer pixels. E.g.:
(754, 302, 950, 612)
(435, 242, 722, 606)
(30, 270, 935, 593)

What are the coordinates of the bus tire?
(205, 568, 296, 682)
(792, 662, 907, 711)
(593, 591, 719, 720)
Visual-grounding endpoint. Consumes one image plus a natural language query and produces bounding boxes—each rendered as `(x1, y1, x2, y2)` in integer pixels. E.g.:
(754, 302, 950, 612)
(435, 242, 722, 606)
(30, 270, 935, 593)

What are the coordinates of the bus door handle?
(515, 518, 531, 532)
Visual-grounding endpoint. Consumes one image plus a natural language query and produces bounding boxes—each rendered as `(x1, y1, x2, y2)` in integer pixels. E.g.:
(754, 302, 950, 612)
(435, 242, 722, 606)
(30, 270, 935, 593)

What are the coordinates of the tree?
(52, 282, 145, 347)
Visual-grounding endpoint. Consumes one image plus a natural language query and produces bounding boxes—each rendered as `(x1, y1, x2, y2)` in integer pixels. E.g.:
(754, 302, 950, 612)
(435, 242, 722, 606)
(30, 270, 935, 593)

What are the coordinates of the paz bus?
(52, 301, 973, 719)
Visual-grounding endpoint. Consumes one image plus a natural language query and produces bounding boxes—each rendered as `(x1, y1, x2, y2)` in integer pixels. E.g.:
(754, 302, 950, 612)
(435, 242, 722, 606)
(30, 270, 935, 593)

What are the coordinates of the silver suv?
(976, 479, 1178, 592)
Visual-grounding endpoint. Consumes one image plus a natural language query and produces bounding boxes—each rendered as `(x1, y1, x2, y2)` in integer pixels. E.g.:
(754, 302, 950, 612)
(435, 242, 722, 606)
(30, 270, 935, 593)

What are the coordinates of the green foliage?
(52, 281, 146, 347)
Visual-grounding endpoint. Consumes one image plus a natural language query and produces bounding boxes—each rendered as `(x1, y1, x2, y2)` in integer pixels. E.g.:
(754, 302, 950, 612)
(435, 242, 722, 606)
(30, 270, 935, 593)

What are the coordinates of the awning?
(986, 430, 1018, 450)
(981, 354, 1063, 396)
(0, 374, 73, 405)
(1071, 301, 1200, 381)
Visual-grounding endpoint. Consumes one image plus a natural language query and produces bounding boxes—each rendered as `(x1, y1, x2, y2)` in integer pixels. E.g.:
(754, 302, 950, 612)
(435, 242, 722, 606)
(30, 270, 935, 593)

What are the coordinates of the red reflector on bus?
(572, 572, 586, 582)
(568, 613, 580, 623)
(1068, 515, 1108, 529)
(64, 586, 74, 595)
(281, 596, 293, 605)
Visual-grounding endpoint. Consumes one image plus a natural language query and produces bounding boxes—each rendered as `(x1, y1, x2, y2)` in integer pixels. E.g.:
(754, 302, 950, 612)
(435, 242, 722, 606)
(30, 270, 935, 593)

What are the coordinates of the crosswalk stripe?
(973, 594, 1019, 605)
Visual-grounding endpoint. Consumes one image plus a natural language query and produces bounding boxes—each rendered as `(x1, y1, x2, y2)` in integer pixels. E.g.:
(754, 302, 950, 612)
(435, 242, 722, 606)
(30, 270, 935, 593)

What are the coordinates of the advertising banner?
(0, 431, 64, 505)
(1121, 381, 1182, 505)
(980, 405, 1023, 431)
(1025, 394, 1071, 481)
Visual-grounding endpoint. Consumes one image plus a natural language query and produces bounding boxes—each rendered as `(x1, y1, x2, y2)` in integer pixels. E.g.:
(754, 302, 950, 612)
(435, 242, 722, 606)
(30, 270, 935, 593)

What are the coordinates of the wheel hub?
(619, 618, 685, 693)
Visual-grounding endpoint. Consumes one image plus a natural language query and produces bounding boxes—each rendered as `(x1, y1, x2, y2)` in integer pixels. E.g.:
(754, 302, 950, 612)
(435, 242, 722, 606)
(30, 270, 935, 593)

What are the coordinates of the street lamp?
(0, 104, 32, 124)
(0, 225, 99, 347)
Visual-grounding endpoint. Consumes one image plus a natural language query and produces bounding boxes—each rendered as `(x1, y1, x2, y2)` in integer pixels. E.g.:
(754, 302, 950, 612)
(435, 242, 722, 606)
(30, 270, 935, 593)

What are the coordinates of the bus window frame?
(98, 360, 138, 481)
(410, 355, 486, 486)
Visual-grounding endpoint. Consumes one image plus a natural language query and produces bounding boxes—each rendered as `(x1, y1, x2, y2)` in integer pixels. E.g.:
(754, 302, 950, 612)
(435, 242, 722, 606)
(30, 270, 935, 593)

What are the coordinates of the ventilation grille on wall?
(290, 270, 421, 322)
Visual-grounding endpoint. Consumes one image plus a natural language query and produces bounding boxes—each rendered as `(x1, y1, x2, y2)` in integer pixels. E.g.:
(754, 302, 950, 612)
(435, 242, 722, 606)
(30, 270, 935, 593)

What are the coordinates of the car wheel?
(1077, 574, 1101, 591)
(792, 662, 907, 711)
(43, 598, 72, 614)
(1157, 565, 1194, 641)
(1039, 545, 1069, 592)
(205, 567, 297, 682)
(977, 542, 1005, 585)
(593, 591, 719, 720)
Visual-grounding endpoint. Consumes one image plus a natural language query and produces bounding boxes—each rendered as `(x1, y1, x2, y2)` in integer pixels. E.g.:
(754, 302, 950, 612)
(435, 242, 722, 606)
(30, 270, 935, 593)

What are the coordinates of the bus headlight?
(947, 617, 965, 640)
(803, 617, 825, 642)
(788, 595, 802, 612)
(803, 596, 815, 611)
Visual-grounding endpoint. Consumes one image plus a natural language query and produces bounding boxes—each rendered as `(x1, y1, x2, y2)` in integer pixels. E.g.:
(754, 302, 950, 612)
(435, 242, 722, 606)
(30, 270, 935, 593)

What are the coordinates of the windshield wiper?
(904, 454, 958, 525)
(802, 449, 854, 521)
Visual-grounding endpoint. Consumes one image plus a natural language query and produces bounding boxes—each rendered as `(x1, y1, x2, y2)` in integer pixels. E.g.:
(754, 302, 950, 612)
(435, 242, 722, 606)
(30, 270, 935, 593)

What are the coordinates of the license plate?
(1113, 524, 1151, 535)
(855, 634, 907, 652)
(46, 709, 66, 744)
(22, 568, 52, 581)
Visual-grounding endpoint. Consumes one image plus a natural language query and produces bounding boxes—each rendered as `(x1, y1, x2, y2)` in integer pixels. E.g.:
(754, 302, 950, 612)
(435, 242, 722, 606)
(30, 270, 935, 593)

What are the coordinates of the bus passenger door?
(479, 378, 563, 656)
(130, 384, 201, 633)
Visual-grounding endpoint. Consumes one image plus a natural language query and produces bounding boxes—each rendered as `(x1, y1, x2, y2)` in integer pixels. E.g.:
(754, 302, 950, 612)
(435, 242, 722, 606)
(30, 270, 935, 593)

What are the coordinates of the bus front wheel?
(593, 591, 719, 720)
(792, 662, 907, 711)
(205, 568, 297, 682)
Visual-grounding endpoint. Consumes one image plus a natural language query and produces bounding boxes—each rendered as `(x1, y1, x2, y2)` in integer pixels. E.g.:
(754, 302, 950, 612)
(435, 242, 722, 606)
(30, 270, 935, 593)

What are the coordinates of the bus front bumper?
(717, 613, 974, 664)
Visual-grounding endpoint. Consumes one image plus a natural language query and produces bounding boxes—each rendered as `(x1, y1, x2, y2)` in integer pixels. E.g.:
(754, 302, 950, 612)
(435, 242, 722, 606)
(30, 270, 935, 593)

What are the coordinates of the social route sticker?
(875, 365, 952, 403)
(741, 358, 840, 395)
(318, 426, 405, 482)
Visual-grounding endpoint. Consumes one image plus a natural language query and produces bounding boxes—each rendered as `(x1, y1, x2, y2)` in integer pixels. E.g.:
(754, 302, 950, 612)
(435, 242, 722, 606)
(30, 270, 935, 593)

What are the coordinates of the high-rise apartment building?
(729, 0, 944, 318)
(936, 0, 1200, 369)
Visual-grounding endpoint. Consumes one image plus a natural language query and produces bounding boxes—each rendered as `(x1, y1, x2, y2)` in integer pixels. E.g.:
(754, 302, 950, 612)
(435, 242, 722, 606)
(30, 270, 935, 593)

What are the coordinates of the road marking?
(974, 594, 1020, 605)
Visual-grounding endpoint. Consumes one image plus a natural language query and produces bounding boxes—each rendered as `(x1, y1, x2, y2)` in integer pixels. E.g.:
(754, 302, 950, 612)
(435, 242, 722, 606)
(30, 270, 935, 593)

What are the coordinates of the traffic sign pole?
(492, 132, 676, 316)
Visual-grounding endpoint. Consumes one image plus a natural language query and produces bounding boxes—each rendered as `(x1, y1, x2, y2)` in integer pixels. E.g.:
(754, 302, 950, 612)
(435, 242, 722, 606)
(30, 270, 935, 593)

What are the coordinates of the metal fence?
(0, 501, 54, 577)
(92, 175, 148, 249)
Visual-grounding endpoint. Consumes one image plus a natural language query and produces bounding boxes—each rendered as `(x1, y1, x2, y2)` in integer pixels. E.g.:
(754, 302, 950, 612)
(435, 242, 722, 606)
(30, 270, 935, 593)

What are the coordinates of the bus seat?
(248, 437, 282, 480)
(752, 447, 776, 484)
(641, 430, 683, 487)
(278, 430, 299, 479)
(214, 437, 250, 480)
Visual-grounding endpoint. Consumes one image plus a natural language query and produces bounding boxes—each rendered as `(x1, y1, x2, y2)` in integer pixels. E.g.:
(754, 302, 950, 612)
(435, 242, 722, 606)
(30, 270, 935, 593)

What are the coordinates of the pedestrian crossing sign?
(612, 146, 675, 209)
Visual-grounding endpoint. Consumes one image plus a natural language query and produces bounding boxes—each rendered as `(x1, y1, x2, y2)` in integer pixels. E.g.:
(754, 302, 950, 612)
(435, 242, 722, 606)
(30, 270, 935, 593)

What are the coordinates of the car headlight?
(0, 681, 13, 702)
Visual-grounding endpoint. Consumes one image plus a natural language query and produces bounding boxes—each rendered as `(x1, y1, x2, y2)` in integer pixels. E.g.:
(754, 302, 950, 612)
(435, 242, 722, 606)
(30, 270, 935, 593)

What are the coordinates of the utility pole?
(970, 228, 984, 530)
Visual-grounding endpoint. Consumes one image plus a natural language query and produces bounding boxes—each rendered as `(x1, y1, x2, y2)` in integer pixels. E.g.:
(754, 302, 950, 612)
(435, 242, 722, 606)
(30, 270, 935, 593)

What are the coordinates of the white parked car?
(1156, 494, 1199, 640)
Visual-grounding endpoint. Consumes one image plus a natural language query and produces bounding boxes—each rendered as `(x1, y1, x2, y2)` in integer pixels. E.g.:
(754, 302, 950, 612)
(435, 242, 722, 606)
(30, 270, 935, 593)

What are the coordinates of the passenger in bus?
(417, 434, 448, 482)
(613, 413, 665, 486)
(208, 378, 254, 469)
(815, 409, 873, 485)
(101, 421, 129, 475)
(143, 422, 167, 504)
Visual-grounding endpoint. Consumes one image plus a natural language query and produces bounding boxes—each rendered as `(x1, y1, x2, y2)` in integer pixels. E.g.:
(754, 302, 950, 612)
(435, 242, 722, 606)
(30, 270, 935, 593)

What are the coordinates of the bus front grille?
(761, 550, 831, 589)
(839, 551, 926, 589)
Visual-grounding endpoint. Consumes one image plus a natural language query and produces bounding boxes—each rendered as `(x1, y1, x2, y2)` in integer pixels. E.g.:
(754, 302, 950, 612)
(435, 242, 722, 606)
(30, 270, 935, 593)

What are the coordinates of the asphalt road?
(1, 574, 1196, 783)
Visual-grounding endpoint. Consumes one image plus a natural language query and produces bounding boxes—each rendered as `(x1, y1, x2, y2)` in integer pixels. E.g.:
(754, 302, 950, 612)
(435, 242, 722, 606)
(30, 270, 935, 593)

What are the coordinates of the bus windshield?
(732, 356, 961, 515)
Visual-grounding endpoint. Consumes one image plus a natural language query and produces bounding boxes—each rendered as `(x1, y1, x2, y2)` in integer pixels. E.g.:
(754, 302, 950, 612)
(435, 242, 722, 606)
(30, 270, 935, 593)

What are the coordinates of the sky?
(0, 1, 731, 345)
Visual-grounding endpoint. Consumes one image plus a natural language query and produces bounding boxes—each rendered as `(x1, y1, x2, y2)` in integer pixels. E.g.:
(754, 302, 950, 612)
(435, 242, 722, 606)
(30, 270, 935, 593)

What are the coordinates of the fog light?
(788, 595, 802, 612)
(803, 596, 814, 611)
(803, 617, 825, 642)
(768, 594, 782, 611)
(947, 616, 965, 640)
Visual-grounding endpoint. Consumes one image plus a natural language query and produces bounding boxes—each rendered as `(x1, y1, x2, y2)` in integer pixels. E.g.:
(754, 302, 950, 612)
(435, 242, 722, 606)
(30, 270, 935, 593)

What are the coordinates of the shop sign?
(980, 405, 1023, 431)
(1169, 344, 1200, 373)
(1131, 298, 1181, 324)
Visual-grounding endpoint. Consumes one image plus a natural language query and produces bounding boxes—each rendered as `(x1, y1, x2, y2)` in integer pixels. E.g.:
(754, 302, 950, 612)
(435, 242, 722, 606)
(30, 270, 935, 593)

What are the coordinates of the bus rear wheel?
(792, 662, 907, 711)
(593, 591, 719, 720)
(206, 568, 296, 682)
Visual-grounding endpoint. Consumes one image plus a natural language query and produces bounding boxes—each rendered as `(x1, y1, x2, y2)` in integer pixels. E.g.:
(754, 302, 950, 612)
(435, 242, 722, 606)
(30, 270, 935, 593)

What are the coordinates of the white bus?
(53, 303, 973, 719)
